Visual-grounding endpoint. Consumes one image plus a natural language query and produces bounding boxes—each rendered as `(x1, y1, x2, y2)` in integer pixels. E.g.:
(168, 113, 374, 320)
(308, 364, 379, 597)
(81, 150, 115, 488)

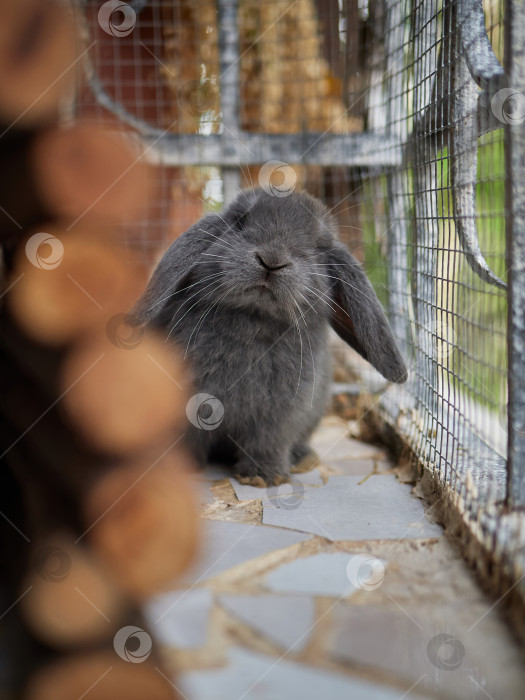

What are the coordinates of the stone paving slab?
(262, 474, 443, 541)
(310, 418, 387, 462)
(218, 594, 316, 652)
(313, 436, 387, 463)
(146, 589, 213, 649)
(197, 481, 216, 505)
(327, 602, 525, 700)
(230, 468, 323, 502)
(178, 646, 431, 700)
(321, 457, 379, 476)
(182, 521, 311, 583)
(164, 418, 525, 700)
(199, 464, 233, 481)
(264, 551, 385, 597)
(323, 457, 394, 475)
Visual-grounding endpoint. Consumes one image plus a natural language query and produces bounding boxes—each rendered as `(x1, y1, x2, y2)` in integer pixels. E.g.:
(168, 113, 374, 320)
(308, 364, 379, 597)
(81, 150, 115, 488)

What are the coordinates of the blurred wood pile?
(0, 1, 199, 697)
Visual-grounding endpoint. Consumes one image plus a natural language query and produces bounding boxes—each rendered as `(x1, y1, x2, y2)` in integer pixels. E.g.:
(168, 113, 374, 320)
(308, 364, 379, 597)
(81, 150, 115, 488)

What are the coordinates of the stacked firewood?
(0, 2, 198, 697)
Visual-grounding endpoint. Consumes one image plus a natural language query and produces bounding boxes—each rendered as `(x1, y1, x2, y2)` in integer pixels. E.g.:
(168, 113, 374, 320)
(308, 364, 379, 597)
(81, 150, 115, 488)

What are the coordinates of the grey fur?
(133, 188, 407, 483)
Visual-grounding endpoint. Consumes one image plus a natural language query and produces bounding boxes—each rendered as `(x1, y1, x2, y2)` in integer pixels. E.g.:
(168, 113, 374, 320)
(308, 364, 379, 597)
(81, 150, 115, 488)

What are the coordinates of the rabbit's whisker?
(212, 210, 249, 247)
(310, 263, 363, 268)
(196, 228, 248, 260)
(211, 283, 241, 324)
(319, 245, 346, 258)
(310, 272, 377, 305)
(193, 211, 245, 255)
(290, 307, 303, 405)
(302, 283, 349, 319)
(175, 275, 227, 310)
(201, 252, 250, 266)
(293, 298, 316, 406)
(336, 202, 364, 215)
(149, 271, 225, 309)
(202, 252, 233, 260)
(292, 297, 307, 326)
(196, 227, 237, 250)
(184, 280, 233, 356)
(166, 277, 230, 340)
(214, 201, 265, 249)
(304, 323, 316, 408)
(326, 200, 364, 217)
(197, 199, 246, 247)
(297, 290, 318, 315)
(294, 300, 317, 408)
(336, 224, 365, 232)
(244, 166, 255, 190)
(325, 183, 368, 216)
(211, 210, 238, 237)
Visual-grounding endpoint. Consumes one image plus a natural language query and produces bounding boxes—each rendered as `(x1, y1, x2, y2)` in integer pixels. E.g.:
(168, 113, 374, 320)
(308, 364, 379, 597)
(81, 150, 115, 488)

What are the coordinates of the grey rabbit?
(133, 188, 407, 486)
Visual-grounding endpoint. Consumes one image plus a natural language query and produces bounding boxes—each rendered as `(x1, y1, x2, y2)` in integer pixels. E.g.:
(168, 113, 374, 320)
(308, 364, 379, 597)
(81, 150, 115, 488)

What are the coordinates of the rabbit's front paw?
(233, 455, 290, 488)
(235, 473, 289, 488)
(290, 444, 320, 472)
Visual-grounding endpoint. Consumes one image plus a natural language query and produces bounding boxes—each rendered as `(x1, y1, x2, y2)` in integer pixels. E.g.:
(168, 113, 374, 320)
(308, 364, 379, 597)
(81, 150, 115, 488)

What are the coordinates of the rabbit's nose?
(256, 252, 291, 272)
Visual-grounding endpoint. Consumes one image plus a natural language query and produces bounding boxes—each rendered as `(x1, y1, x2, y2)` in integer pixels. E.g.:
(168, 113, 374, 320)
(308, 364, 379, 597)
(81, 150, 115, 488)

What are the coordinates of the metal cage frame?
(82, 0, 525, 625)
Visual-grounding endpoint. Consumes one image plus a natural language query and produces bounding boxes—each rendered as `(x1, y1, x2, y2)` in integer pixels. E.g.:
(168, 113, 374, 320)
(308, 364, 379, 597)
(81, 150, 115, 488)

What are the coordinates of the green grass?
(359, 133, 508, 412)
(439, 133, 507, 410)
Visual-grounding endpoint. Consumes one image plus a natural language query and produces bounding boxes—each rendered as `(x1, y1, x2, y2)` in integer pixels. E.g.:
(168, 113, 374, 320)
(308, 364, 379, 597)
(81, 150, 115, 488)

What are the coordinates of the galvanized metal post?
(505, 0, 525, 508)
(385, 0, 409, 356)
(217, 0, 241, 204)
(412, 0, 440, 430)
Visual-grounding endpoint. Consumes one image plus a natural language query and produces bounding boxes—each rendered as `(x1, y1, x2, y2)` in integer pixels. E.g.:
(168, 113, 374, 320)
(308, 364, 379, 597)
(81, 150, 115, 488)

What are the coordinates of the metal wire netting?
(367, 0, 510, 554)
(79, 0, 375, 259)
(78, 0, 525, 622)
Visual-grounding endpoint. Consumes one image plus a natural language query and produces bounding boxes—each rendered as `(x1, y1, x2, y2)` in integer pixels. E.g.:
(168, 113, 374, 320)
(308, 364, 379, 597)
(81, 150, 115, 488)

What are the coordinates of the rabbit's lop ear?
(325, 242, 408, 383)
(131, 211, 224, 325)
(131, 189, 263, 326)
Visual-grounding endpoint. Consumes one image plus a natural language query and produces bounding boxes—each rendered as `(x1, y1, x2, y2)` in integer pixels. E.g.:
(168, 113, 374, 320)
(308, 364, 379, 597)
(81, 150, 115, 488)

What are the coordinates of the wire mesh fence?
(79, 0, 525, 627)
